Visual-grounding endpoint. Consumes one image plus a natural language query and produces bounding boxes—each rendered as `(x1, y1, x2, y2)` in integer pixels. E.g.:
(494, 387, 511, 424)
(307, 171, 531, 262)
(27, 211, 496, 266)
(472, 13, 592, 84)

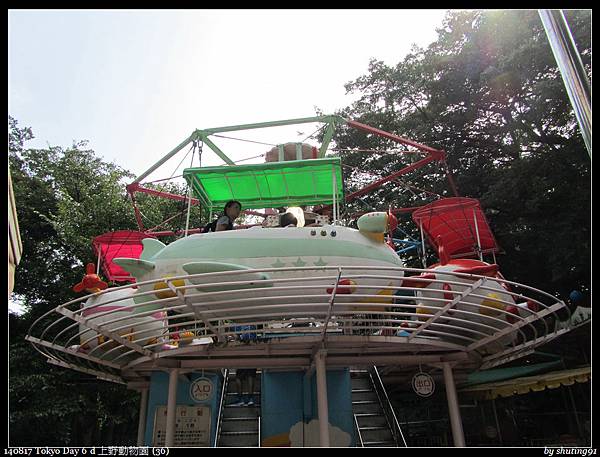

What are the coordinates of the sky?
(9, 9, 449, 182)
(9, 9, 450, 315)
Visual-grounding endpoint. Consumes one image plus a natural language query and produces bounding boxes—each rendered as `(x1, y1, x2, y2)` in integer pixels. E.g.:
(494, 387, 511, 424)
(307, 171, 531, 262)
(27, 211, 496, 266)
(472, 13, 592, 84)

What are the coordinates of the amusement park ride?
(27, 115, 580, 447)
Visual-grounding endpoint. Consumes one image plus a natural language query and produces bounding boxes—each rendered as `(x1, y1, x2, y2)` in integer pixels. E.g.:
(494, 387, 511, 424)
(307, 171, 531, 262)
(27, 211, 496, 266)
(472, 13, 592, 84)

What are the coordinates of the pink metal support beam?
(145, 228, 204, 237)
(127, 185, 267, 217)
(128, 191, 145, 232)
(146, 209, 189, 233)
(345, 119, 446, 158)
(345, 155, 439, 202)
(125, 118, 457, 234)
(312, 120, 458, 214)
(127, 183, 267, 235)
(338, 120, 457, 203)
(127, 183, 200, 206)
(442, 160, 460, 197)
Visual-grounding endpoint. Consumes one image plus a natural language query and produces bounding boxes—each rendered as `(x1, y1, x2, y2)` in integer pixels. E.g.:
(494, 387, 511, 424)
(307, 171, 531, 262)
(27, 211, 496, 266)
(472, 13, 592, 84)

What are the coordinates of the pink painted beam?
(345, 155, 438, 202)
(345, 119, 445, 157)
(127, 183, 200, 205)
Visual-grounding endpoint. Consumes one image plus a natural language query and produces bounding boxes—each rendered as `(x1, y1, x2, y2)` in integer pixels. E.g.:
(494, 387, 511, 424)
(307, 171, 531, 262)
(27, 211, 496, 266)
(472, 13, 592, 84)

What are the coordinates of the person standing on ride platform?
(228, 368, 258, 406)
(204, 200, 242, 232)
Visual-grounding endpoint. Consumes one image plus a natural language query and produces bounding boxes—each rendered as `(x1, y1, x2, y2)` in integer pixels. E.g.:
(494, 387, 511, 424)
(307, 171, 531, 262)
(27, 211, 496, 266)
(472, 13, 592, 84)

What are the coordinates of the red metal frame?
(412, 197, 500, 258)
(343, 119, 459, 201)
(92, 230, 156, 282)
(127, 183, 199, 205)
(345, 120, 445, 157)
(124, 118, 460, 238)
(91, 117, 477, 283)
(345, 155, 440, 202)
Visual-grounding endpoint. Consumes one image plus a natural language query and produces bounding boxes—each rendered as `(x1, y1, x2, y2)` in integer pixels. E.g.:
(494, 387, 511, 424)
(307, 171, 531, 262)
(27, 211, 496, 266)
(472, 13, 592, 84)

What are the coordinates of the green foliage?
(334, 10, 590, 299)
(8, 116, 183, 445)
(9, 311, 141, 445)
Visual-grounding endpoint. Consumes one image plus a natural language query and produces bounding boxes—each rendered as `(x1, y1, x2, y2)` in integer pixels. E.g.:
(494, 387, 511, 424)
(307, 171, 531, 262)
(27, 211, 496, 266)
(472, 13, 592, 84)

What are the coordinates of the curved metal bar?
(27, 265, 574, 380)
(539, 9, 591, 156)
(372, 366, 407, 447)
(353, 414, 364, 447)
(214, 368, 229, 447)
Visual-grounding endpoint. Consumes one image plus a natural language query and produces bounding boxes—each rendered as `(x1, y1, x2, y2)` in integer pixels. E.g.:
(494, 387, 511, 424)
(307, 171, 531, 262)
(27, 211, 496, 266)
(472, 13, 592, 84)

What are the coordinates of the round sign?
(190, 377, 214, 402)
(412, 372, 435, 397)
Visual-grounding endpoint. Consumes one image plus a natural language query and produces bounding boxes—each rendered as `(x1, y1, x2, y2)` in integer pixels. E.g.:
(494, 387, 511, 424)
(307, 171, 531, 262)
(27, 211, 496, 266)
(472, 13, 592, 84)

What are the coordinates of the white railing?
(27, 265, 573, 383)
(258, 415, 261, 448)
(353, 414, 364, 447)
(371, 366, 408, 447)
(214, 368, 229, 447)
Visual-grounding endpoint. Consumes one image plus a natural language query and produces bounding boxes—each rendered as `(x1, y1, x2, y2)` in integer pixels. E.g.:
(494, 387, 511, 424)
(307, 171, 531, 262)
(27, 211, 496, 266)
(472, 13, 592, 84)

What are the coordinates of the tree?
(8, 116, 197, 445)
(332, 10, 590, 300)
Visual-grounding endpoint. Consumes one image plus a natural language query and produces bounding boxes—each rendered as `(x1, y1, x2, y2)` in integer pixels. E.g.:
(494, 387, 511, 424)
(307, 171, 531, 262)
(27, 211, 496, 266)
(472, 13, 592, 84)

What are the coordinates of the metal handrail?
(353, 413, 364, 447)
(26, 264, 573, 379)
(539, 10, 591, 157)
(214, 368, 229, 447)
(321, 268, 342, 343)
(371, 365, 408, 447)
(258, 415, 261, 448)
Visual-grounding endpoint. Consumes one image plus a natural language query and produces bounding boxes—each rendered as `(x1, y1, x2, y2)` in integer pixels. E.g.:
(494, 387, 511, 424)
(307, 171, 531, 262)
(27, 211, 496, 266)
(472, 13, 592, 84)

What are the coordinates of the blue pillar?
(143, 371, 222, 446)
(260, 368, 354, 447)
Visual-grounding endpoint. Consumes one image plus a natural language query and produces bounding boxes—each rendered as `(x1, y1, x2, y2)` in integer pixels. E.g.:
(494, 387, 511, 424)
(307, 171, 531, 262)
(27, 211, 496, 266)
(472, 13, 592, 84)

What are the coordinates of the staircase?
(216, 370, 261, 447)
(351, 368, 406, 447)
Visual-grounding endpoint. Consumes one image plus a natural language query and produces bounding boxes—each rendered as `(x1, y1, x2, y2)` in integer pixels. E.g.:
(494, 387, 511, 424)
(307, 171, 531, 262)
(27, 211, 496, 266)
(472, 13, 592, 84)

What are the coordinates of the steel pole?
(539, 10, 591, 157)
(473, 209, 483, 261)
(442, 362, 465, 447)
(332, 167, 338, 225)
(134, 134, 196, 184)
(137, 388, 149, 446)
(420, 221, 427, 268)
(165, 369, 179, 447)
(202, 115, 342, 135)
(315, 350, 330, 447)
(184, 184, 193, 237)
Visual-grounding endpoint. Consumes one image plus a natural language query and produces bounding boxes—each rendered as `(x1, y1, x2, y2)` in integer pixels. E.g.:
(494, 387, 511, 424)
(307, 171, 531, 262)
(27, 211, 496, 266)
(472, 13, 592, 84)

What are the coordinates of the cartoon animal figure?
(78, 287, 167, 355)
(402, 259, 538, 351)
(72, 263, 108, 294)
(108, 212, 404, 321)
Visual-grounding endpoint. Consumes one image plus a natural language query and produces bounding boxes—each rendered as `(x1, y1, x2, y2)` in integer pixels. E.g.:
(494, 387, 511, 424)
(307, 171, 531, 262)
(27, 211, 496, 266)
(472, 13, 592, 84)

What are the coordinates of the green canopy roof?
(183, 158, 344, 210)
(460, 360, 563, 388)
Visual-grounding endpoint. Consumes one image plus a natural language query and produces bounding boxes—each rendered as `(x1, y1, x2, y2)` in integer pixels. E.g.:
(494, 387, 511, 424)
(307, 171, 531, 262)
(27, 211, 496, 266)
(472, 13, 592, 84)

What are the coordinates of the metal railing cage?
(26, 265, 574, 385)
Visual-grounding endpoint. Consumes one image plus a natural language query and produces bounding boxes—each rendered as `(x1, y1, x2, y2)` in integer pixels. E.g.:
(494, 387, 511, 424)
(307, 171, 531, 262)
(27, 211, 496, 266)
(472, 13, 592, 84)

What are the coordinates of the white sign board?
(153, 405, 211, 447)
(412, 372, 435, 397)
